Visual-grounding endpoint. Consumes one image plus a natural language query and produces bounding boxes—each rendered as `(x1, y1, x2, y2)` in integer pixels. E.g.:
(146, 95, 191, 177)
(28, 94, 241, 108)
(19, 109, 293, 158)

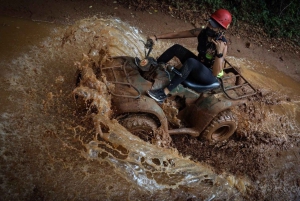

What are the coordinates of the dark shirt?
(197, 28, 227, 68)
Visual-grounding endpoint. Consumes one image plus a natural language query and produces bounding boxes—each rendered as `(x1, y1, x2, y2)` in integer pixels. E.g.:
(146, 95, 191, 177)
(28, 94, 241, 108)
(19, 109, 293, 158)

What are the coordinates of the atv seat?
(182, 77, 220, 93)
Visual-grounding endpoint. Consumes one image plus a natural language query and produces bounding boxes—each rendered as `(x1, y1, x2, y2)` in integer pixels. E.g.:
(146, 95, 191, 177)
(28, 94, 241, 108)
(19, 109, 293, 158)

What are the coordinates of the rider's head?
(208, 9, 232, 30)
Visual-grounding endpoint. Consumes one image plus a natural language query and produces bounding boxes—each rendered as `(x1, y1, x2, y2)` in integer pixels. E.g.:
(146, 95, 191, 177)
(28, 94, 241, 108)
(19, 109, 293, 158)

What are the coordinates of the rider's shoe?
(147, 88, 167, 102)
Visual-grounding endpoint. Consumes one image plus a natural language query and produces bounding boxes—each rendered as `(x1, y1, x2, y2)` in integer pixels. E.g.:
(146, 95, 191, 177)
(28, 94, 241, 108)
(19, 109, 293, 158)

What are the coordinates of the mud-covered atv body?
(76, 40, 256, 144)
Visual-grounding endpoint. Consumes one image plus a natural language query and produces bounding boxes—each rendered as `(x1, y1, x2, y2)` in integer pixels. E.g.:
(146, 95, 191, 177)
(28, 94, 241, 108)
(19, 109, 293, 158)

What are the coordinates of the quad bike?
(75, 39, 257, 144)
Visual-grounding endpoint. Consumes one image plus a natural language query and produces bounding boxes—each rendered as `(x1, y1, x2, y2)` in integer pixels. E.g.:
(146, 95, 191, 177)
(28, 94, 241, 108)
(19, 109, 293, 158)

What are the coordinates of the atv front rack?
(100, 59, 141, 99)
(220, 59, 257, 100)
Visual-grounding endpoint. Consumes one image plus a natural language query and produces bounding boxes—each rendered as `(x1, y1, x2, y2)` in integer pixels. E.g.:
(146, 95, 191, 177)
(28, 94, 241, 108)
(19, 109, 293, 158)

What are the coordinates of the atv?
(75, 39, 256, 146)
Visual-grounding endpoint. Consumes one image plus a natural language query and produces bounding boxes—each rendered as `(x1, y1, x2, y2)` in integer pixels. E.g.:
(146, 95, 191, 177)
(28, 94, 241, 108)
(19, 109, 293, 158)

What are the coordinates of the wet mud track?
(172, 92, 300, 200)
(0, 13, 299, 200)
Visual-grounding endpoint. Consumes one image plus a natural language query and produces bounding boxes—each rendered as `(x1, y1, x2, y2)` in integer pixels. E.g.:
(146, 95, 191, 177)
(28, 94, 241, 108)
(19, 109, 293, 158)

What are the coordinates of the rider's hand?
(147, 35, 157, 45)
(212, 39, 226, 54)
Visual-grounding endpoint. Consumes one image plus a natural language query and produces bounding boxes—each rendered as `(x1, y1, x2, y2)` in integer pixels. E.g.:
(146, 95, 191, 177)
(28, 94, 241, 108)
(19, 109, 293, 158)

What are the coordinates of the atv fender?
(181, 93, 246, 134)
(113, 95, 168, 133)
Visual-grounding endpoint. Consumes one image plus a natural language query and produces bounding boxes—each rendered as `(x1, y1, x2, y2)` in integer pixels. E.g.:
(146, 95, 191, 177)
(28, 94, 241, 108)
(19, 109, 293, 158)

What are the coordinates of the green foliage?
(123, 0, 299, 43)
(227, 0, 300, 41)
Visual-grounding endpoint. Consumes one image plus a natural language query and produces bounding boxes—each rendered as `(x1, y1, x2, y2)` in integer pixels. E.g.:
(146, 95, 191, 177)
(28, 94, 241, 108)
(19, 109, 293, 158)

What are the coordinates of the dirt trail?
(1, 0, 300, 83)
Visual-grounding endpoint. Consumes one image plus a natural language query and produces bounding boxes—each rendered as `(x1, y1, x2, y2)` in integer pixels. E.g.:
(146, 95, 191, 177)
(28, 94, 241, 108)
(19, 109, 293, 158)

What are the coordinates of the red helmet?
(210, 9, 232, 29)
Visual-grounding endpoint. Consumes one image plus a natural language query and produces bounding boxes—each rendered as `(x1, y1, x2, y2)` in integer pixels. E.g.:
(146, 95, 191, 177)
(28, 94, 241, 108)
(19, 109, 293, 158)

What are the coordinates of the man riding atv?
(74, 9, 256, 147)
(140, 9, 232, 103)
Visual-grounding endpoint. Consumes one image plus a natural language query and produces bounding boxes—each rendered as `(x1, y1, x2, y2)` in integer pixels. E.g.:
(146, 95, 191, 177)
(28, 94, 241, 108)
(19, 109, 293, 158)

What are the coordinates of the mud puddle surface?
(0, 16, 299, 200)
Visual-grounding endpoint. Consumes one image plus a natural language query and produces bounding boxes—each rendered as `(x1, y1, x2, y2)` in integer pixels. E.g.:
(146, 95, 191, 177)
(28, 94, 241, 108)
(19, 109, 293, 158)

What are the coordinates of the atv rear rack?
(100, 59, 141, 99)
(220, 59, 257, 100)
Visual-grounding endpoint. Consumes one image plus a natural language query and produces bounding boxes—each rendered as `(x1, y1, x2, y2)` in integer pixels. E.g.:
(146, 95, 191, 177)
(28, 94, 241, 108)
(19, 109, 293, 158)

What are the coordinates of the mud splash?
(0, 16, 245, 200)
(0, 16, 299, 200)
(62, 17, 252, 198)
(73, 52, 253, 196)
(173, 57, 300, 200)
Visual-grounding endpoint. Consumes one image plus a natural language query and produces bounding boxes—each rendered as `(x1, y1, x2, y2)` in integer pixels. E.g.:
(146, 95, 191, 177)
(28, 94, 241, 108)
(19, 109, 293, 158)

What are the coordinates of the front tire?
(119, 114, 158, 142)
(202, 110, 237, 142)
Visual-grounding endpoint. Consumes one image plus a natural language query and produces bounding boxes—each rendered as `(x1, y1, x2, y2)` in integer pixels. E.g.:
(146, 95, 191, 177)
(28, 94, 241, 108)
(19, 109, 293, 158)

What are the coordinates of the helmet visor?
(208, 18, 221, 28)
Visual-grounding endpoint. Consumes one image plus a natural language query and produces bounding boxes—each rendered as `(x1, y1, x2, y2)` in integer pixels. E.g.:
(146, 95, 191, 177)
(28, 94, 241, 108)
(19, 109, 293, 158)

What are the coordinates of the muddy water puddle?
(0, 16, 299, 200)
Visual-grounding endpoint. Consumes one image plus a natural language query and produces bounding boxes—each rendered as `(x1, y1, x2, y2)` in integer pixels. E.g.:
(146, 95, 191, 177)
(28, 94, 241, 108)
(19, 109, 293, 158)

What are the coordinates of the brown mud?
(0, 1, 300, 200)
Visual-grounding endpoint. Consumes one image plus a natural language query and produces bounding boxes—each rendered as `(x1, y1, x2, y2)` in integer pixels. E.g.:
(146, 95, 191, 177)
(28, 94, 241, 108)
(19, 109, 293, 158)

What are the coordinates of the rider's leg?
(157, 44, 198, 64)
(166, 58, 216, 92)
(148, 58, 215, 102)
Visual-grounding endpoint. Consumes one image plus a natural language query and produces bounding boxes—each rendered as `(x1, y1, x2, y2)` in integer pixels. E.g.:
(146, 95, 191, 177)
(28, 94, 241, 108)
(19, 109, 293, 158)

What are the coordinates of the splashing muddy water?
(0, 16, 299, 200)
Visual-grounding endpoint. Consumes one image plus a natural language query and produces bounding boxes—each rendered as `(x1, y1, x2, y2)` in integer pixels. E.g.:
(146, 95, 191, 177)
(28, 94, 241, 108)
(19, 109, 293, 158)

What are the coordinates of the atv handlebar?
(140, 39, 154, 58)
(145, 39, 154, 49)
(140, 39, 182, 78)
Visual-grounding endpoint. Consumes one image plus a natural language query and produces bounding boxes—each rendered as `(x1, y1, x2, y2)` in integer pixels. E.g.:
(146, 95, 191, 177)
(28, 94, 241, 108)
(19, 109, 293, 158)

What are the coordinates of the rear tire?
(202, 110, 237, 142)
(119, 114, 158, 142)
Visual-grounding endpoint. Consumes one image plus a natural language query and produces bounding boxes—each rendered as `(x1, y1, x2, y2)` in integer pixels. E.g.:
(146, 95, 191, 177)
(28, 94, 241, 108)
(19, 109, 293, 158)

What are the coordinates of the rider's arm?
(150, 28, 202, 41)
(211, 40, 227, 76)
